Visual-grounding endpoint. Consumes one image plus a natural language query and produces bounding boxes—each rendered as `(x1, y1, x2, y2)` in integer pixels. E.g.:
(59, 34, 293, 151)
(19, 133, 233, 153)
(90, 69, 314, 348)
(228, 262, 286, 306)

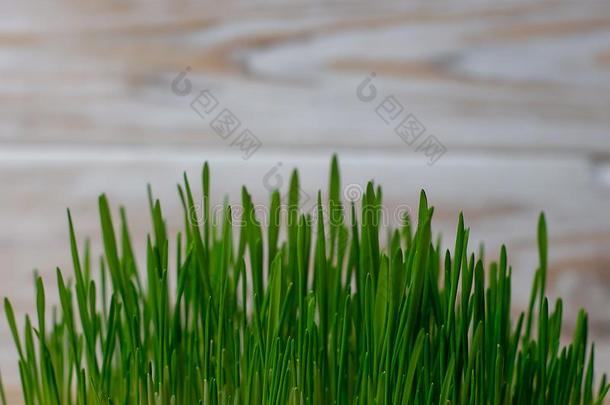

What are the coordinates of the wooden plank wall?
(1, 0, 609, 400)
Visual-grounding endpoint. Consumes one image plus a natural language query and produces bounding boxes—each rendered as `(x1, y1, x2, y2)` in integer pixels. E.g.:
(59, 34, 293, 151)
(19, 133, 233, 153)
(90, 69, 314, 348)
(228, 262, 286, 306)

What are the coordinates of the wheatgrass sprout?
(2, 156, 609, 404)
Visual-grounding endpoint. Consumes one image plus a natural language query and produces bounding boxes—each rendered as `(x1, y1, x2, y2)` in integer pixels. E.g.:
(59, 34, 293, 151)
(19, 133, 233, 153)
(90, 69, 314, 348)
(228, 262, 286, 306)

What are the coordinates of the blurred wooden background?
(1, 0, 610, 400)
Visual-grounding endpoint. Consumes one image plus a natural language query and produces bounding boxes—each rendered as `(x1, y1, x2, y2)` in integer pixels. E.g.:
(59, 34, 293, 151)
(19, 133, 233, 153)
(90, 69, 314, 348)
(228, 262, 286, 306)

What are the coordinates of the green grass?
(2, 155, 608, 404)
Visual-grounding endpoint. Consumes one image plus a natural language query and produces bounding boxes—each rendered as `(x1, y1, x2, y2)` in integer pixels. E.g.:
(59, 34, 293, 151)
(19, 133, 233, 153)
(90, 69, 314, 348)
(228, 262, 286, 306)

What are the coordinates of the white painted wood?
(1, 0, 610, 400)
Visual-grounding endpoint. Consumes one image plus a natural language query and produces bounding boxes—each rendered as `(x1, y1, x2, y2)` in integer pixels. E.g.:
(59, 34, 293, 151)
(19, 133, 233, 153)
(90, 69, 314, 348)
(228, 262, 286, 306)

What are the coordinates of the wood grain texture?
(1, 0, 610, 154)
(1, 0, 609, 400)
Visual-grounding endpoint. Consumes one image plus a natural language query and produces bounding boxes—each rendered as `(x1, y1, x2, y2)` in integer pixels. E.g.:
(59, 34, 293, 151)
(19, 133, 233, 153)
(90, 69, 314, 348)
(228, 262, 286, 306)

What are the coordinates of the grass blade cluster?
(2, 156, 608, 404)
